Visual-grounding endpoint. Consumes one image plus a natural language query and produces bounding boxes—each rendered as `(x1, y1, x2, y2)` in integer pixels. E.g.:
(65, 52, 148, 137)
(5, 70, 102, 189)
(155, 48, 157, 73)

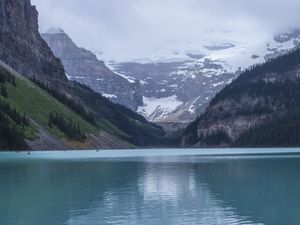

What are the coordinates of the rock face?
(111, 60, 234, 123)
(0, 0, 68, 86)
(42, 29, 143, 111)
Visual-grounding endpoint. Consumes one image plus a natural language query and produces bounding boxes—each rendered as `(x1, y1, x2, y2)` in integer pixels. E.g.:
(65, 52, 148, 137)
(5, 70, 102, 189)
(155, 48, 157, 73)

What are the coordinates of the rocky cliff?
(42, 29, 143, 111)
(0, 0, 68, 87)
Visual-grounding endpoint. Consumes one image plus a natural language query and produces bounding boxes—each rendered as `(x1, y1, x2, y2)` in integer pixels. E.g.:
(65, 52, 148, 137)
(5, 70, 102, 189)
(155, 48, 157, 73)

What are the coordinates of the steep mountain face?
(0, 0, 67, 86)
(0, 0, 165, 150)
(110, 60, 234, 123)
(181, 48, 300, 147)
(42, 29, 143, 111)
(108, 29, 300, 123)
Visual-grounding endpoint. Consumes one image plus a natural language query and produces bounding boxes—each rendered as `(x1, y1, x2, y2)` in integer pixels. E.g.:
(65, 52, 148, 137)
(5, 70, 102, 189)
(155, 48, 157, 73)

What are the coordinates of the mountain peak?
(46, 27, 65, 34)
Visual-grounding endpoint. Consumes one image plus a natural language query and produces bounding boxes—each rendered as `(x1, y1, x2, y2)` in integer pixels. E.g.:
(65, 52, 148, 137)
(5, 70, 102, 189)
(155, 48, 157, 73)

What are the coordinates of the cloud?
(32, 0, 300, 60)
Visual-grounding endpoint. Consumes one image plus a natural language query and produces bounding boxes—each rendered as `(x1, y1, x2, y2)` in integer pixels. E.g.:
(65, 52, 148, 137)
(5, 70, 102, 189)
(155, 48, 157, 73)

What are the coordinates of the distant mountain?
(0, 0, 165, 150)
(110, 60, 233, 123)
(181, 48, 300, 147)
(42, 29, 143, 111)
(108, 30, 300, 123)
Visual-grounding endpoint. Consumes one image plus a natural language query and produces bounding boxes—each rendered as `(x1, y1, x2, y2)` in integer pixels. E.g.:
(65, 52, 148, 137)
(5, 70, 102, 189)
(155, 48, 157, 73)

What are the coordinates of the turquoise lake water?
(1, 148, 300, 225)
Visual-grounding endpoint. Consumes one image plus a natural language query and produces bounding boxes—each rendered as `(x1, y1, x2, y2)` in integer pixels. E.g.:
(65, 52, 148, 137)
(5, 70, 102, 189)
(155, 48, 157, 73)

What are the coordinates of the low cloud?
(32, 0, 300, 60)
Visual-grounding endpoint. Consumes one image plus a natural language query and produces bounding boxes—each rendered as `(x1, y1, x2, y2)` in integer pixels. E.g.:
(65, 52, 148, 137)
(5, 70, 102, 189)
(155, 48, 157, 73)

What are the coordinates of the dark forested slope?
(182, 48, 300, 147)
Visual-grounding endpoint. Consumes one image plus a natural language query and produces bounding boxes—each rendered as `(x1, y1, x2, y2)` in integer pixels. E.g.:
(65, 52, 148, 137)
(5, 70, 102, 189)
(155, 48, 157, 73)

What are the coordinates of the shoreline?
(0, 148, 300, 160)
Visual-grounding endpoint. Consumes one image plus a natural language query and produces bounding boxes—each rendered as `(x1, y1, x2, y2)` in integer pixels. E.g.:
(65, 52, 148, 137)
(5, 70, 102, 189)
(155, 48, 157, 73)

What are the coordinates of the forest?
(31, 77, 96, 125)
(0, 68, 29, 150)
(49, 112, 87, 142)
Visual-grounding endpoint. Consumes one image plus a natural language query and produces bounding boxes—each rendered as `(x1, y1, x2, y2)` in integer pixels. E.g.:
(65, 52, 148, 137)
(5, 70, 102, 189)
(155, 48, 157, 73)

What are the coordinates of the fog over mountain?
(32, 0, 300, 61)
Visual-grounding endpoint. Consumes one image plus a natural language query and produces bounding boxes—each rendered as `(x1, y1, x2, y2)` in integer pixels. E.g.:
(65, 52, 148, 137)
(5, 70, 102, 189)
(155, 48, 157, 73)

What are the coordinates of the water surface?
(1, 148, 300, 225)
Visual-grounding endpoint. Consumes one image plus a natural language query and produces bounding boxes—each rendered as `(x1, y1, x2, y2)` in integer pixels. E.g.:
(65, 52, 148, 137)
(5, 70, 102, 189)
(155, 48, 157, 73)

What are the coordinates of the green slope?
(0, 66, 98, 149)
(6, 78, 98, 135)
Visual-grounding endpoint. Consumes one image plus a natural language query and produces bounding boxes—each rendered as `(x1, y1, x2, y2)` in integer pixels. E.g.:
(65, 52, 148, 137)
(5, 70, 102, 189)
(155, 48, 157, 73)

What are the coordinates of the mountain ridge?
(42, 28, 143, 111)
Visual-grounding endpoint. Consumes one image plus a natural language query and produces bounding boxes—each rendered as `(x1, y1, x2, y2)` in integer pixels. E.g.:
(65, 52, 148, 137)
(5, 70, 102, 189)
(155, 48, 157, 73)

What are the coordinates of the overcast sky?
(32, 0, 300, 61)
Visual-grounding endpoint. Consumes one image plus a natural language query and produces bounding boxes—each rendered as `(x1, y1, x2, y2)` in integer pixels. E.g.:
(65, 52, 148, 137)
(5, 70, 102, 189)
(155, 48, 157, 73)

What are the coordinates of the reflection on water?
(0, 154, 300, 225)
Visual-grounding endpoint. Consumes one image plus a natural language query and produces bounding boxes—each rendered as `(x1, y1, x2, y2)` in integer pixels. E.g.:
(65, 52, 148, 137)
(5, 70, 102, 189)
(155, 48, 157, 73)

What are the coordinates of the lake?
(1, 148, 300, 225)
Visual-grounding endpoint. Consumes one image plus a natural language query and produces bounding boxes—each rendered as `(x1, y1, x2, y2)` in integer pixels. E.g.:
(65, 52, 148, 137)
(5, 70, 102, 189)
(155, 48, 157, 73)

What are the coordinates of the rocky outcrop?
(42, 29, 143, 111)
(0, 0, 68, 87)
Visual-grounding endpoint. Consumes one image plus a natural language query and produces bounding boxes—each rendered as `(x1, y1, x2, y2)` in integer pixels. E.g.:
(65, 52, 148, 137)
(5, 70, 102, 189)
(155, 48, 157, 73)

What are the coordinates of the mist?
(32, 0, 300, 61)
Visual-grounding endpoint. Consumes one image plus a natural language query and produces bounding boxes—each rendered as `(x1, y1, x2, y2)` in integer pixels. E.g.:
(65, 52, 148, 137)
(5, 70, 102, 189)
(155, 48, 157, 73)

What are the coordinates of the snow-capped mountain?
(103, 29, 300, 123)
(42, 28, 143, 111)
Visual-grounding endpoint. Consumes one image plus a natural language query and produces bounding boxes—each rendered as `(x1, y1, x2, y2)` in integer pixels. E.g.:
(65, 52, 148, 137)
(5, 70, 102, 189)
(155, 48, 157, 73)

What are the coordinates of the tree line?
(0, 67, 16, 86)
(0, 99, 28, 150)
(0, 67, 16, 98)
(0, 67, 29, 150)
(0, 113, 27, 150)
(31, 77, 96, 126)
(49, 112, 87, 142)
(211, 48, 300, 105)
(0, 99, 29, 127)
(235, 108, 300, 147)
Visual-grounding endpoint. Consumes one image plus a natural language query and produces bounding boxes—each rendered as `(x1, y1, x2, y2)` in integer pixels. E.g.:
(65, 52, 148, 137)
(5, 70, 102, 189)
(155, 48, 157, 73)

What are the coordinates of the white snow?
(102, 93, 117, 99)
(65, 73, 71, 80)
(105, 63, 136, 83)
(211, 81, 225, 87)
(187, 97, 200, 113)
(226, 77, 235, 85)
(140, 80, 148, 85)
(98, 29, 300, 84)
(116, 73, 136, 83)
(137, 95, 183, 121)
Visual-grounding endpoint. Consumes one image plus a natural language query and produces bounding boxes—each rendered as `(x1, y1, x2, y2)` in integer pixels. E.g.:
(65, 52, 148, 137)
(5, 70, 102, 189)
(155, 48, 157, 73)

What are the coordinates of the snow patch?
(105, 63, 136, 83)
(102, 93, 117, 99)
(115, 72, 136, 84)
(65, 73, 71, 80)
(140, 80, 148, 85)
(211, 81, 225, 87)
(138, 96, 183, 121)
